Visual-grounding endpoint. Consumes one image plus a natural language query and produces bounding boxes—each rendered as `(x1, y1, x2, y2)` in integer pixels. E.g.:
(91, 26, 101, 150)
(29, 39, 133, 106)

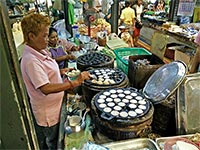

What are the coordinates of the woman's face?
(28, 25, 49, 51)
(138, 0, 143, 5)
(48, 31, 58, 47)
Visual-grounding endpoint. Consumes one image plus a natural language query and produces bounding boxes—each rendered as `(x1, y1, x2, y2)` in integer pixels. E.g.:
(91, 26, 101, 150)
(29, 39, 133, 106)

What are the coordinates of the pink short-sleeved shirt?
(195, 31, 200, 45)
(21, 45, 64, 127)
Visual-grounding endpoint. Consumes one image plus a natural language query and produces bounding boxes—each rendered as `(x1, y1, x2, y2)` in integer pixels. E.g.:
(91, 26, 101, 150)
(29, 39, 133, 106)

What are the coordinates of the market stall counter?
(139, 23, 199, 73)
(59, 58, 199, 150)
(57, 22, 200, 150)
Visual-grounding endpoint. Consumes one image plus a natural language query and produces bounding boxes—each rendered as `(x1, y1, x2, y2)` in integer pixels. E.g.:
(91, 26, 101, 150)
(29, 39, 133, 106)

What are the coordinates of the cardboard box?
(175, 47, 199, 73)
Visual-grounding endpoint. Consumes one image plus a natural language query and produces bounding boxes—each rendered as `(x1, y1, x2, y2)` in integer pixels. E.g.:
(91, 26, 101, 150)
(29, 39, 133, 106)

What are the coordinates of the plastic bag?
(53, 19, 71, 39)
(82, 141, 109, 150)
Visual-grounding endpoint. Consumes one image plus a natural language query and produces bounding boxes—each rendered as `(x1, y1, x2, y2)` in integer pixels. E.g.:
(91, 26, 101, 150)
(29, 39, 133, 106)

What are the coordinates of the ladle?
(81, 108, 90, 124)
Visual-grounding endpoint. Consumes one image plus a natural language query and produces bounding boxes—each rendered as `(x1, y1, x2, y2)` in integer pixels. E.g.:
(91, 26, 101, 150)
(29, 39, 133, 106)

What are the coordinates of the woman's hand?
(76, 71, 91, 84)
(71, 46, 80, 51)
(65, 54, 76, 60)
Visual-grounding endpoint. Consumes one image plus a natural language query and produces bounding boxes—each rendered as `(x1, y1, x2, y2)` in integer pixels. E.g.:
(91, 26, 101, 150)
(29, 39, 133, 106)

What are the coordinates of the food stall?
(59, 13, 200, 150)
(57, 0, 200, 150)
(61, 58, 200, 150)
(1, 0, 200, 149)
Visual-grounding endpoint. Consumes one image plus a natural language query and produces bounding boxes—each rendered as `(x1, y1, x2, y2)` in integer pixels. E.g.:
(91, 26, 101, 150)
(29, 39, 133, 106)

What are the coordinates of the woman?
(120, 1, 136, 43)
(20, 13, 90, 149)
(132, 0, 146, 47)
(118, 25, 134, 47)
(48, 27, 79, 69)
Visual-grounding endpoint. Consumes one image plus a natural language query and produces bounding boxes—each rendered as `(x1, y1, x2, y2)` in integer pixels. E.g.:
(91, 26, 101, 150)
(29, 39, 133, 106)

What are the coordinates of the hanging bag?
(135, 18, 143, 29)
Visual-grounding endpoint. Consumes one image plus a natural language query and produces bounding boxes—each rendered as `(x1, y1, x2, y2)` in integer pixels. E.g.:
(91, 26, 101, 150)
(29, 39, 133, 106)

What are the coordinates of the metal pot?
(64, 108, 90, 134)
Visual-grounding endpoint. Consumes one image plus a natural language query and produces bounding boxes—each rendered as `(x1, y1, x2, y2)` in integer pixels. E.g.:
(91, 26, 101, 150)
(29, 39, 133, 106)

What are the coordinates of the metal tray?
(156, 134, 194, 150)
(103, 138, 160, 150)
(176, 73, 200, 134)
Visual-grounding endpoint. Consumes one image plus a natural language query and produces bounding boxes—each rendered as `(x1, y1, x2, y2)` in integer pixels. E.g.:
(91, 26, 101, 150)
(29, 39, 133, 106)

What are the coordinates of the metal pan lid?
(143, 61, 187, 104)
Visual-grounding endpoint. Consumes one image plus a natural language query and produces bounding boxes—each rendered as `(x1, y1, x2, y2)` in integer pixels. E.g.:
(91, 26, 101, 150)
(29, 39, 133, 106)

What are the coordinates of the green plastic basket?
(114, 48, 152, 74)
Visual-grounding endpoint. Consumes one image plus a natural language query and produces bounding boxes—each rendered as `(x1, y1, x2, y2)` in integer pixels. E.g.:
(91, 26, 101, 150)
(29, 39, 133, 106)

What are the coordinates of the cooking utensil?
(176, 73, 200, 134)
(89, 74, 97, 80)
(67, 107, 80, 116)
(143, 61, 187, 104)
(64, 108, 90, 135)
(85, 68, 125, 86)
(72, 102, 86, 117)
(94, 87, 150, 120)
(65, 115, 85, 135)
(78, 53, 108, 64)
(81, 108, 90, 125)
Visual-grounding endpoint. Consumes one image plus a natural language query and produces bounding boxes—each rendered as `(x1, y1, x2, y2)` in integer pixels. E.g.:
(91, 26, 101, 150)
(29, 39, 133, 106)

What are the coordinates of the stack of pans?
(91, 87, 154, 140)
(82, 68, 129, 107)
(76, 52, 114, 71)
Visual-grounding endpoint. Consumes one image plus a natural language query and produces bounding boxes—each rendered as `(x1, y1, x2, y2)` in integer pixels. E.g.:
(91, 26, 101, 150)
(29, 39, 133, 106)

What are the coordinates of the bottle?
(74, 33, 80, 46)
(72, 25, 79, 38)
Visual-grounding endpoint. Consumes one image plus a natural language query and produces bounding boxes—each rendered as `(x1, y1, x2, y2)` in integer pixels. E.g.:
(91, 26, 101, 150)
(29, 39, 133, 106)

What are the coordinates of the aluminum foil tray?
(103, 138, 160, 150)
(156, 134, 195, 150)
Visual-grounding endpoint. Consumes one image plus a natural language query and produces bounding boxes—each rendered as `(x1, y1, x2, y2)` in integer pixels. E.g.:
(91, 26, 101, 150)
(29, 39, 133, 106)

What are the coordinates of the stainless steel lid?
(143, 61, 187, 104)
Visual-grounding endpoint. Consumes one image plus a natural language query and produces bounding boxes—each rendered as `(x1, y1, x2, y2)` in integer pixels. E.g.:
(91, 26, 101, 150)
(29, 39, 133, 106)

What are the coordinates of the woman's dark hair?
(49, 27, 57, 37)
(125, 1, 131, 7)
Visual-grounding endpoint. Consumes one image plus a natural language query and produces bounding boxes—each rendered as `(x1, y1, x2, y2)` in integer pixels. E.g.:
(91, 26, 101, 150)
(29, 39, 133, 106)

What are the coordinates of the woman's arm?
(54, 54, 76, 63)
(39, 71, 90, 95)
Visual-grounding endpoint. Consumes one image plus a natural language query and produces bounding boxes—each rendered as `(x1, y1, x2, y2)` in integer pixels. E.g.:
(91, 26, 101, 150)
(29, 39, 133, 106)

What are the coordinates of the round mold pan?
(94, 88, 150, 120)
(85, 68, 126, 87)
(76, 53, 114, 71)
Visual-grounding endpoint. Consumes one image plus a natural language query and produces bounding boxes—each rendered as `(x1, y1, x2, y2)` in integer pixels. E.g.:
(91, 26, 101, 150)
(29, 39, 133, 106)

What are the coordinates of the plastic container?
(72, 25, 79, 38)
(74, 34, 80, 46)
(114, 48, 152, 74)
